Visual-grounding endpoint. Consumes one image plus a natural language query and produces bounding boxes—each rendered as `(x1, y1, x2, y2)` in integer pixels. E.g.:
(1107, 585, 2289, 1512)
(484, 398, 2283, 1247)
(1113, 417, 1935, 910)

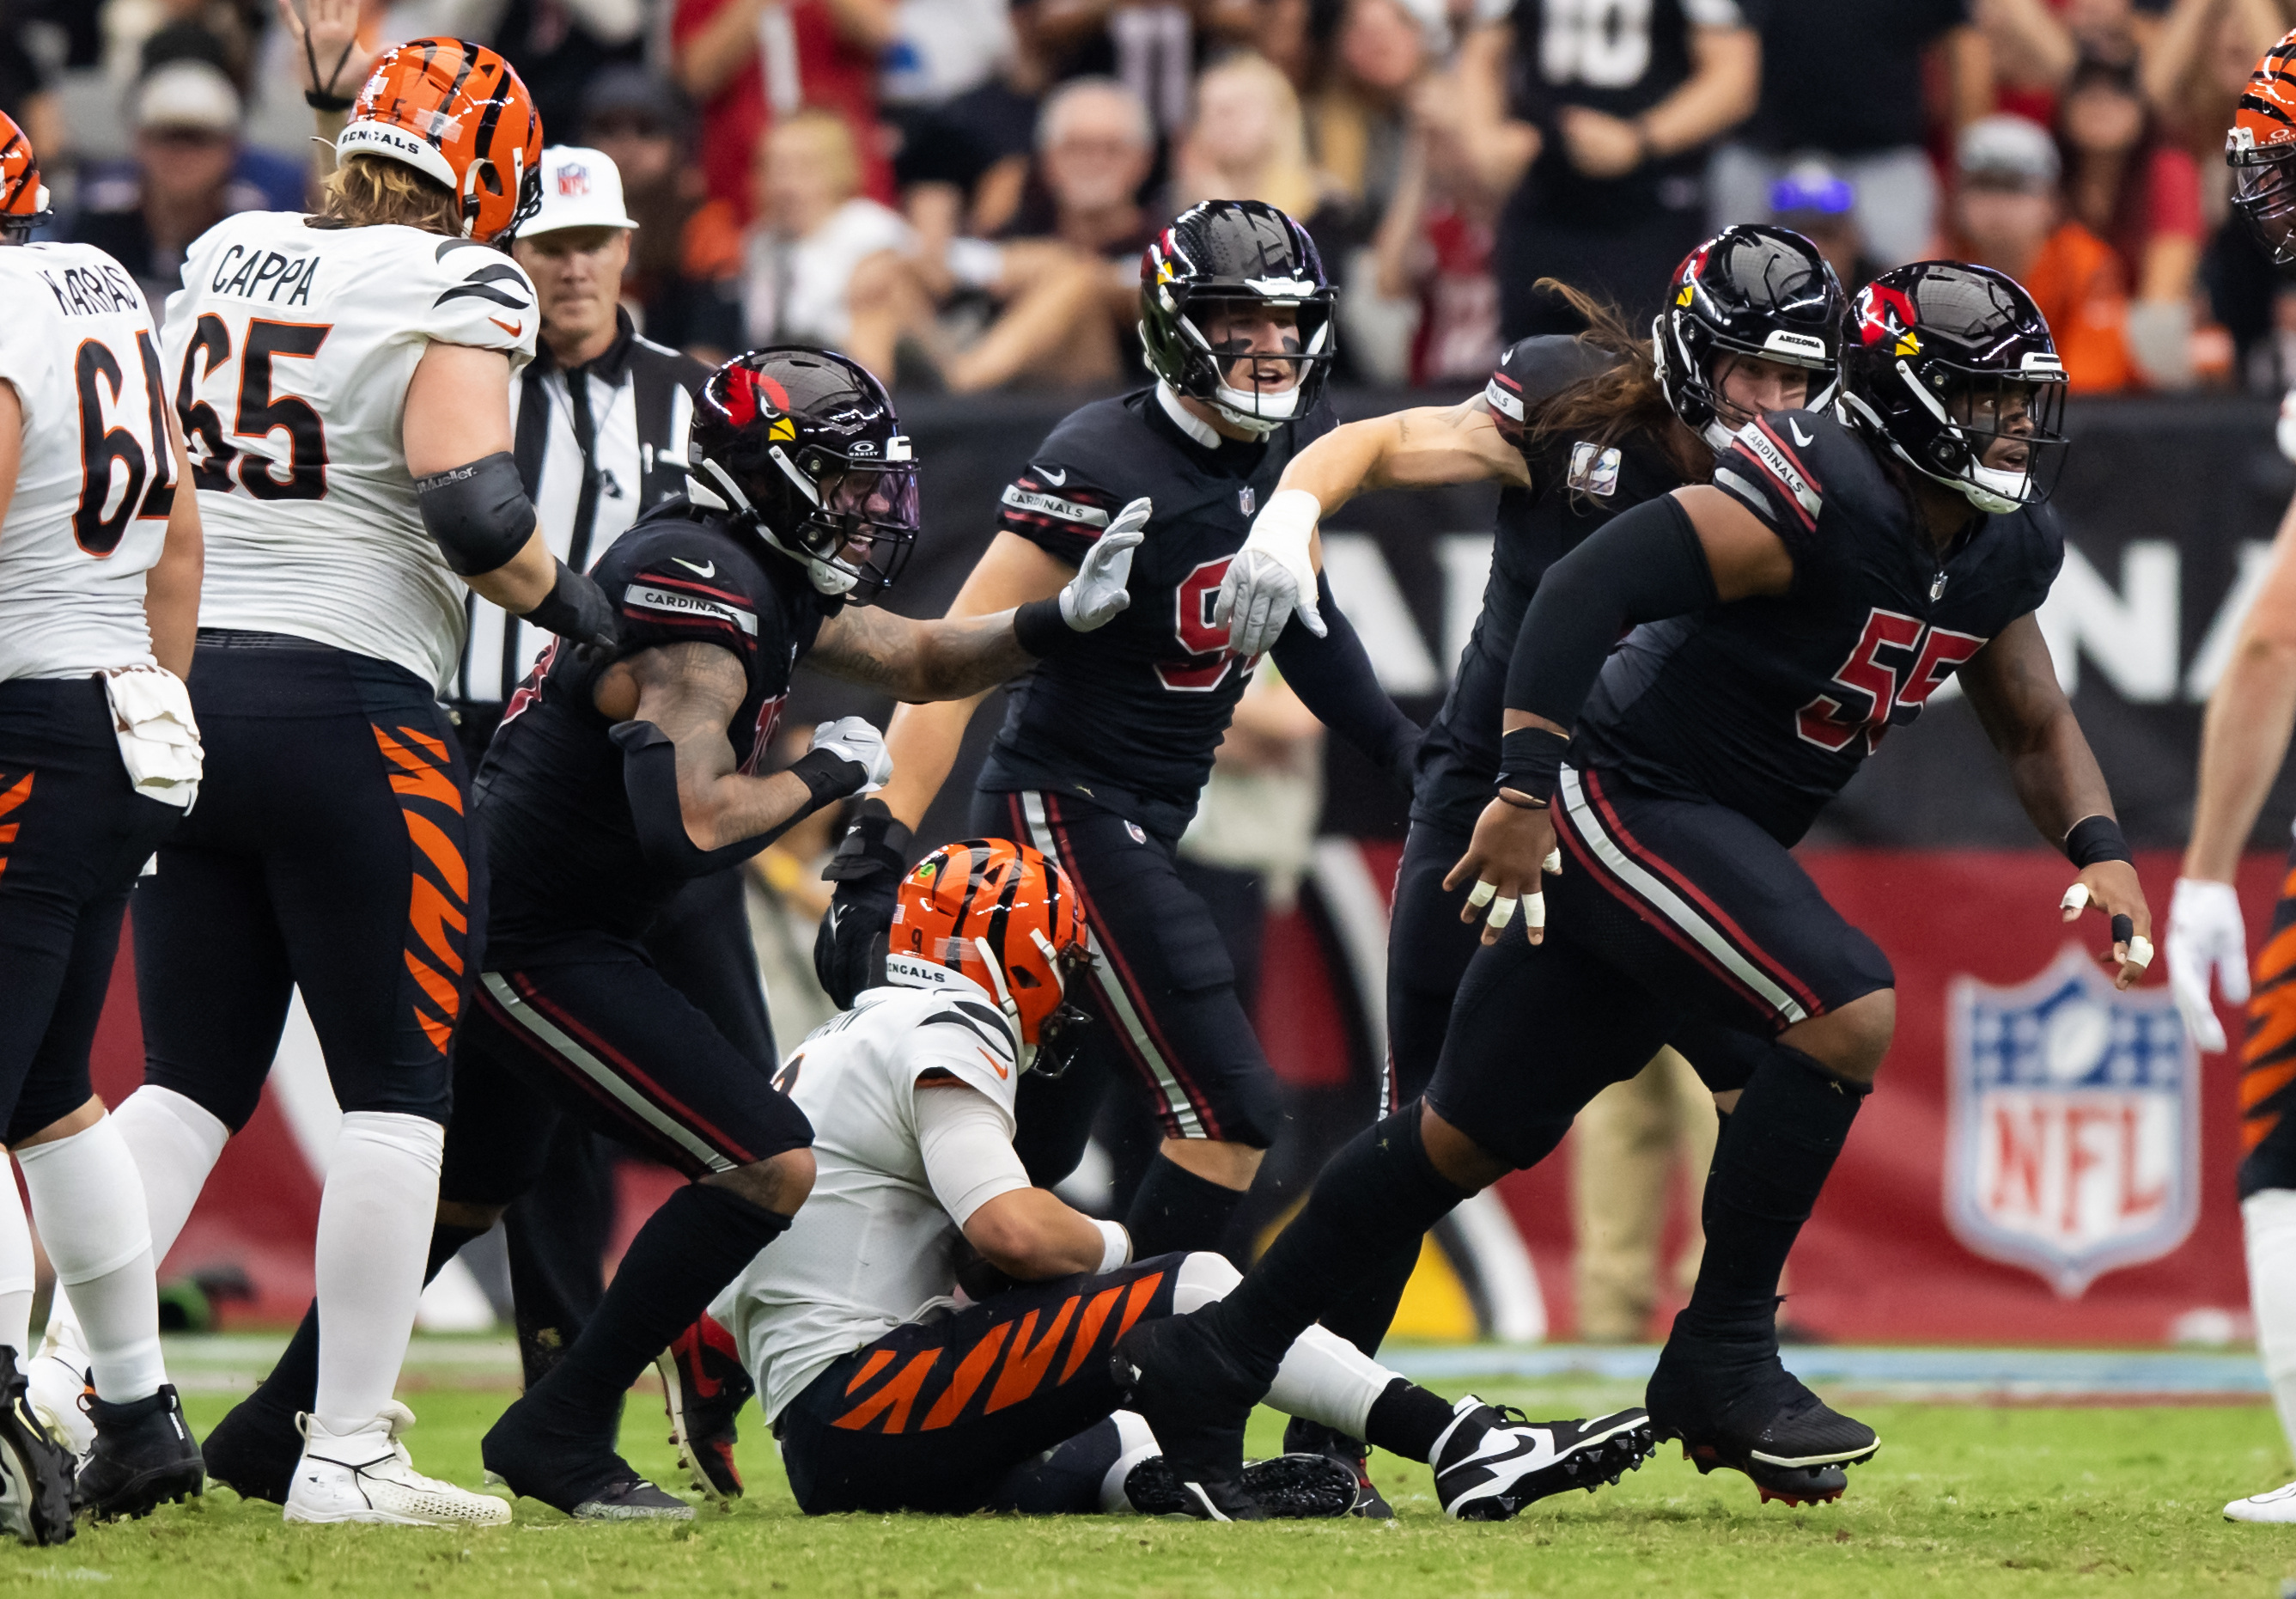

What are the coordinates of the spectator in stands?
(1767, 160, 1882, 293)
(1307, 0, 1431, 236)
(1455, 0, 1757, 339)
(1981, 0, 2082, 126)
(888, 0, 1057, 239)
(1952, 112, 2135, 392)
(733, 107, 911, 352)
(1002, 76, 1157, 261)
(1169, 52, 1339, 240)
(579, 68, 722, 350)
(1709, 0, 1978, 269)
(68, 58, 274, 306)
(879, 0, 1015, 142)
(1372, 78, 1500, 386)
(672, 0, 898, 218)
(0, 4, 61, 181)
(478, 0, 649, 155)
(1032, 0, 1258, 137)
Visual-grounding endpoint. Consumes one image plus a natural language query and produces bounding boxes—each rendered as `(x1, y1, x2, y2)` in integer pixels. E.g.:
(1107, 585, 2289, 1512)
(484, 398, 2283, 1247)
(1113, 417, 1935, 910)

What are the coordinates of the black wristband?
(1014, 595, 1073, 657)
(2064, 814, 2132, 869)
(522, 559, 619, 650)
(788, 748, 869, 809)
(304, 88, 355, 112)
(1496, 725, 1571, 804)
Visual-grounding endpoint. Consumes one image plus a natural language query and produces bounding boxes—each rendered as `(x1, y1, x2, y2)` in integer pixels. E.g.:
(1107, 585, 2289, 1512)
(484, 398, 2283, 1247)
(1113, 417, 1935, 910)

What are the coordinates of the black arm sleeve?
(610, 720, 863, 877)
(1270, 572, 1422, 785)
(414, 451, 535, 576)
(1502, 492, 1720, 726)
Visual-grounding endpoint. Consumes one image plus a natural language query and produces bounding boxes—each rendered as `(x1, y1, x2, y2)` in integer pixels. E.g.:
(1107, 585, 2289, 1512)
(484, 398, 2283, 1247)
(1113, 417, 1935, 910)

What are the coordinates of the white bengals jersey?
(0, 242, 174, 682)
(718, 982, 1022, 1424)
(161, 211, 539, 690)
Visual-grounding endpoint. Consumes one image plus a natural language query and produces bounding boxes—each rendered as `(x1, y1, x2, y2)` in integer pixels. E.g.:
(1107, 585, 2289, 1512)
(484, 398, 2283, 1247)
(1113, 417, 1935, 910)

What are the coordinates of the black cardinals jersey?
(1414, 335, 1694, 833)
(979, 386, 1337, 841)
(1573, 407, 2064, 845)
(478, 497, 838, 950)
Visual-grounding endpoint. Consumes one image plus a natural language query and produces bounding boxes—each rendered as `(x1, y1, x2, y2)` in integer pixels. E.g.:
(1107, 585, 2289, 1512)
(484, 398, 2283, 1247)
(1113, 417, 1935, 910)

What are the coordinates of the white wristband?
(1248, 486, 1322, 552)
(1093, 1218, 1132, 1274)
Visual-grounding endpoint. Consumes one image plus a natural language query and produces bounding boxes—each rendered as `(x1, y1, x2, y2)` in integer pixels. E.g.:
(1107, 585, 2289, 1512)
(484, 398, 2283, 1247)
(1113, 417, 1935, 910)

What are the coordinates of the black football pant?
(0, 678, 180, 1144)
(776, 1256, 1182, 1514)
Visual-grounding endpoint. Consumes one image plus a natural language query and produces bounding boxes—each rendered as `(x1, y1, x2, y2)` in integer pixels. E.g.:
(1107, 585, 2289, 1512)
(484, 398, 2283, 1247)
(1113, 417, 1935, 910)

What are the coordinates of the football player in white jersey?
(0, 108, 208, 1541)
(35, 40, 612, 1529)
(703, 839, 1654, 1522)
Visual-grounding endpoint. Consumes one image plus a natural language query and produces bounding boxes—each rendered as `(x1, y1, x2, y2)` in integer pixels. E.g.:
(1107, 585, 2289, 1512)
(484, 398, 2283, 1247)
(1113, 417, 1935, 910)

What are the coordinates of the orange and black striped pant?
(776, 1255, 1182, 1515)
(135, 634, 478, 1130)
(2244, 847, 2296, 1197)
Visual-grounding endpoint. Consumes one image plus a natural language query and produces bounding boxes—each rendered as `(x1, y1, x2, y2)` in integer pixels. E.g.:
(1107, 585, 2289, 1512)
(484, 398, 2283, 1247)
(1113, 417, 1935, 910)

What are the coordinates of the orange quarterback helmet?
(2231, 28, 2296, 265)
(0, 109, 50, 242)
(337, 38, 543, 242)
(886, 839, 1094, 1074)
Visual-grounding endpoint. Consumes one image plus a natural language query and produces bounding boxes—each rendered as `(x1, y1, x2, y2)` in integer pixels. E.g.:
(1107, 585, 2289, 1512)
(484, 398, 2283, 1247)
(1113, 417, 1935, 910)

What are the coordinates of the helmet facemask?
(1164, 290, 1336, 436)
(2233, 150, 2296, 267)
(1655, 314, 1840, 452)
(773, 459, 920, 601)
(1851, 359, 2069, 514)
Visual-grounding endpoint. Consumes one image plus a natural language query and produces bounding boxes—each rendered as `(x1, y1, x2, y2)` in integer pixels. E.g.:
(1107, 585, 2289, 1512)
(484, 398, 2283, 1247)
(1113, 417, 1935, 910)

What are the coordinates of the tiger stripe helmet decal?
(885, 839, 1093, 1060)
(0, 108, 51, 241)
(337, 38, 544, 242)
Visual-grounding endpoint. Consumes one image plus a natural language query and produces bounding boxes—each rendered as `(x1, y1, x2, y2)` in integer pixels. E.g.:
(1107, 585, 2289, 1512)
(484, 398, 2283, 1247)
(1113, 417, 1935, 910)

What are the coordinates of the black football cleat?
(570, 1474, 694, 1523)
(656, 1315, 752, 1502)
(75, 1386, 203, 1520)
(1124, 1452, 1357, 1519)
(0, 1351, 74, 1545)
(198, 1386, 303, 1505)
(1108, 1314, 1269, 1517)
(1282, 1416, 1392, 1519)
(1431, 1398, 1655, 1521)
(483, 1395, 689, 1521)
(1647, 1334, 1876, 1506)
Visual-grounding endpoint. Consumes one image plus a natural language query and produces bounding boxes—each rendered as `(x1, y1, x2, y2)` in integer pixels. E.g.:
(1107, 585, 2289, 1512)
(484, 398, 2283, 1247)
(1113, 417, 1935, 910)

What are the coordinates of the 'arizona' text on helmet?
(1653, 225, 1845, 451)
(1838, 261, 2069, 516)
(2230, 28, 2296, 266)
(337, 39, 544, 242)
(1139, 200, 1337, 436)
(0, 109, 49, 244)
(886, 839, 1096, 1076)
(685, 347, 920, 602)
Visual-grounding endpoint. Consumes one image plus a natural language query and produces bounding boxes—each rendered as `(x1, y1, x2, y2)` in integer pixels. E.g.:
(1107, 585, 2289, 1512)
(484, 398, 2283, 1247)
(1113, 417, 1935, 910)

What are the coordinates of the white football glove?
(1059, 497, 1149, 632)
(1215, 487, 1325, 657)
(808, 716, 892, 794)
(2167, 876, 2250, 1054)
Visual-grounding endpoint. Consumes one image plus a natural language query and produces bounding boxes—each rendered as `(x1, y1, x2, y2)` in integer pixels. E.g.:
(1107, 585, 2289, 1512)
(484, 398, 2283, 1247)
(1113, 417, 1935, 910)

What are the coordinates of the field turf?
(11, 1370, 2295, 1597)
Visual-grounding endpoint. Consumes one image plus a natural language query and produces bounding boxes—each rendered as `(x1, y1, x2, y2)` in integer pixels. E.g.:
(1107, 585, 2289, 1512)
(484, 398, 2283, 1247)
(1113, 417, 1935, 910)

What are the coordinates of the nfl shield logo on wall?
(1944, 943, 2198, 1297)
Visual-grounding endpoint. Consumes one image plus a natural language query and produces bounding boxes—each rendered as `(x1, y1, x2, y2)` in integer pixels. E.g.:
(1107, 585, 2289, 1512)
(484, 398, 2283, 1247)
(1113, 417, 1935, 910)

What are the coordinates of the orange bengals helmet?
(0, 109, 50, 243)
(885, 839, 1095, 1074)
(337, 39, 543, 242)
(2232, 29, 2296, 265)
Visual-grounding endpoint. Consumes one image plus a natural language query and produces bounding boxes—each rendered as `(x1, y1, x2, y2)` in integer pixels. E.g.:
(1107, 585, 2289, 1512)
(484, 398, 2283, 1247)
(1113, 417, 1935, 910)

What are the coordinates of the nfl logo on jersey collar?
(1567, 442, 1623, 497)
(1944, 943, 2198, 1297)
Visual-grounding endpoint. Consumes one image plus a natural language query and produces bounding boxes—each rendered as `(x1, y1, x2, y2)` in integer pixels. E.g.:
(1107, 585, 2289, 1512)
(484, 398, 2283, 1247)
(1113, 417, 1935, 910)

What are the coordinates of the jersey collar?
(1154, 380, 1224, 449)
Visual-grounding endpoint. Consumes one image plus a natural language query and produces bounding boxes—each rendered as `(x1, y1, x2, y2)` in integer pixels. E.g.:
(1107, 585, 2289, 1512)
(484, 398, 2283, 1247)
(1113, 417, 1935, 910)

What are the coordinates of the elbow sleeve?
(610, 719, 780, 877)
(414, 451, 536, 577)
(1503, 492, 1719, 727)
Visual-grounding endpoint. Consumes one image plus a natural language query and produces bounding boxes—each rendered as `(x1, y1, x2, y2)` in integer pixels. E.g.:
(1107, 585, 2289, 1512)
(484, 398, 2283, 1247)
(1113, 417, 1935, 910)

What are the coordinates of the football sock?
(256, 1220, 487, 1418)
(1314, 1236, 1422, 1358)
(17, 1118, 164, 1403)
(984, 1413, 1132, 1513)
(1678, 1045, 1864, 1346)
(2244, 1188, 2296, 1455)
(502, 1129, 613, 1390)
(521, 1182, 790, 1441)
(1173, 1251, 1397, 1443)
(1212, 1106, 1470, 1376)
(0, 1172, 33, 1358)
(313, 1112, 444, 1433)
(1364, 1377, 1456, 1463)
(1125, 1153, 1247, 1259)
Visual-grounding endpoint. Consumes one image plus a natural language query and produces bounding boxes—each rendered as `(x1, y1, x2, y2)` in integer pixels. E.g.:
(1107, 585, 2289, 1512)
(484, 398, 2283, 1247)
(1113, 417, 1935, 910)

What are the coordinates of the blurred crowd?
(13, 0, 2296, 396)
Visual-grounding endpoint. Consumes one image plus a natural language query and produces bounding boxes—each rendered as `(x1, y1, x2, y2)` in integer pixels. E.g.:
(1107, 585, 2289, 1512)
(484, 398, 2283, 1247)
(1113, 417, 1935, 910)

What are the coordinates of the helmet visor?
(2234, 155, 2296, 267)
(795, 462, 919, 601)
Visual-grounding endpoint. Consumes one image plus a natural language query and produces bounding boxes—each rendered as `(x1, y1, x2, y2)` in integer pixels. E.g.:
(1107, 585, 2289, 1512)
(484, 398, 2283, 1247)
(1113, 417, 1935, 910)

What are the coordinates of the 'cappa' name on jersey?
(34, 259, 143, 319)
(204, 242, 320, 306)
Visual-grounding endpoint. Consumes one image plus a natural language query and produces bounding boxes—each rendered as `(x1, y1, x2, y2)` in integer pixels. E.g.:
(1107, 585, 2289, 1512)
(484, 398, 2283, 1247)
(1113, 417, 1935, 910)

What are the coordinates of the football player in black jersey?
(196, 348, 1141, 1520)
(816, 200, 1421, 1310)
(1113, 262, 2154, 1512)
(1219, 225, 1842, 1504)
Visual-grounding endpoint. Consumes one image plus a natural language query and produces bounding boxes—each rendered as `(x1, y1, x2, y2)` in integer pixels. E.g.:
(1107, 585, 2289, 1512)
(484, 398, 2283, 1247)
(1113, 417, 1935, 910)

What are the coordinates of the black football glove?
(813, 798, 913, 1008)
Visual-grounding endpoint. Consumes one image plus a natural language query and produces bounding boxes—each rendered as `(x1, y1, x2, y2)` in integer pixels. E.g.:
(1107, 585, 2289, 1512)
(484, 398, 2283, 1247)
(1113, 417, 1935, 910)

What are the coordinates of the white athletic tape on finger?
(2061, 882, 2091, 914)
(1543, 850, 1561, 876)
(1468, 880, 1497, 909)
(1526, 891, 1546, 931)
(1489, 895, 1519, 930)
(2127, 935, 2154, 971)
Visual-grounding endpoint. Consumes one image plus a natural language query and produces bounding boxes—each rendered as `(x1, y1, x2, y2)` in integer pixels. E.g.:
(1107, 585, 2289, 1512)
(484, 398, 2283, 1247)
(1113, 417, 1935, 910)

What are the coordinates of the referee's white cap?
(523, 146, 638, 236)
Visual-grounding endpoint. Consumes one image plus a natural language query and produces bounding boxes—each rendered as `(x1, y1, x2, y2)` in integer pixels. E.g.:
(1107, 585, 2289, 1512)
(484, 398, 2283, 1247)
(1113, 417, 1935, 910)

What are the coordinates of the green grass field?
(12, 1365, 2296, 1599)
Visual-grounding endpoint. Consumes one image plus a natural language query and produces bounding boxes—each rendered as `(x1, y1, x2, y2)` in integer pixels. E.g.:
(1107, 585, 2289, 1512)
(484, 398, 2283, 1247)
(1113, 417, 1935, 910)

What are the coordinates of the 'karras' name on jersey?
(33, 258, 143, 318)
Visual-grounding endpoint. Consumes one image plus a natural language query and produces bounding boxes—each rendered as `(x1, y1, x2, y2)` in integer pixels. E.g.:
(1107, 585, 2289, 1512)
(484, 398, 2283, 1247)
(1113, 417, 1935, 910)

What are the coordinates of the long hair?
(306, 153, 463, 236)
(1522, 278, 1708, 487)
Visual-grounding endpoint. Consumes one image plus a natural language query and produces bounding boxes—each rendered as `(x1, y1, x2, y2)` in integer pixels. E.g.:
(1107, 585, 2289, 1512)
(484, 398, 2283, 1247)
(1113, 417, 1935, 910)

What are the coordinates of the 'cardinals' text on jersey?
(0, 242, 174, 681)
(162, 211, 539, 691)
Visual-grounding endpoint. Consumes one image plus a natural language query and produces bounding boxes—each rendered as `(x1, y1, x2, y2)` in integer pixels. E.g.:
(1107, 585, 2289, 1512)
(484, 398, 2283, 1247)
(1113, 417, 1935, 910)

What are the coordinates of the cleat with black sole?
(655, 1315, 752, 1502)
(1109, 1315, 1269, 1517)
(1124, 1452, 1357, 1519)
(1431, 1399, 1656, 1522)
(0, 1351, 74, 1545)
(1281, 1417, 1392, 1519)
(199, 1388, 302, 1505)
(570, 1475, 694, 1522)
(484, 1396, 672, 1520)
(75, 1386, 203, 1521)
(1649, 1331, 1875, 1507)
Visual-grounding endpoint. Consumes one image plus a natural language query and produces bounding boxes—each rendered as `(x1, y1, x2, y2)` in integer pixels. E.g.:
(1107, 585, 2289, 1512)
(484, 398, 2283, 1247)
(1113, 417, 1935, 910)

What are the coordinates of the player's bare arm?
(1281, 398, 1532, 509)
(145, 418, 204, 680)
(810, 604, 1037, 703)
(1958, 612, 2153, 989)
(1446, 485, 1794, 944)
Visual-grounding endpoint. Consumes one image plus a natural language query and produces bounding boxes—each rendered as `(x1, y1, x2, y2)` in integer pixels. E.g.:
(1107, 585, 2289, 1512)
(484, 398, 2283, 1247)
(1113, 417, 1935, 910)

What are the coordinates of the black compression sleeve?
(1501, 492, 1720, 729)
(414, 451, 534, 576)
(609, 720, 858, 877)
(523, 559, 619, 650)
(1270, 573, 1422, 785)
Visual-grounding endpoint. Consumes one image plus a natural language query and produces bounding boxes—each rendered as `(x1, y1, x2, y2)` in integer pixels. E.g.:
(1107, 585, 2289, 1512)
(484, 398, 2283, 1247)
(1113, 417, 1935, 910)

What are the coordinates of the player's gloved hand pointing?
(807, 716, 892, 795)
(1215, 487, 1325, 657)
(2166, 876, 2249, 1053)
(1060, 497, 1149, 632)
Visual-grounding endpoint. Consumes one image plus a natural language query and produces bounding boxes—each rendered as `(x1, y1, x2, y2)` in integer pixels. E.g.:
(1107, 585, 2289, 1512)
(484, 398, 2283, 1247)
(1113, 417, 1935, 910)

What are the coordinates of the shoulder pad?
(1488, 336, 1618, 423)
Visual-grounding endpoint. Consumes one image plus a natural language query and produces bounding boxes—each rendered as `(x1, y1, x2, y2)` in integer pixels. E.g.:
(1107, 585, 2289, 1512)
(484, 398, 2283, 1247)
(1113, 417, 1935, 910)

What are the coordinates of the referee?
(454, 145, 779, 1389)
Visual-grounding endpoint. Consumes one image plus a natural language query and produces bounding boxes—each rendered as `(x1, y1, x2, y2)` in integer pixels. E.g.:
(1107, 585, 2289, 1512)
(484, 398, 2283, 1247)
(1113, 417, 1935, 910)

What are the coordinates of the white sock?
(16, 1118, 165, 1402)
(0, 1175, 34, 1358)
(314, 1112, 443, 1434)
(1099, 1410, 1161, 1512)
(1172, 1250, 1398, 1443)
(2247, 1189, 2296, 1459)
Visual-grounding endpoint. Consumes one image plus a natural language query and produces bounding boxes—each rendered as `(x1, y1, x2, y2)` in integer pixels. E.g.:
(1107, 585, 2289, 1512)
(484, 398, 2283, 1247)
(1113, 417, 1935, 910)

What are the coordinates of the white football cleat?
(283, 1402, 510, 1526)
(24, 1355, 93, 1463)
(2226, 1480, 2296, 1523)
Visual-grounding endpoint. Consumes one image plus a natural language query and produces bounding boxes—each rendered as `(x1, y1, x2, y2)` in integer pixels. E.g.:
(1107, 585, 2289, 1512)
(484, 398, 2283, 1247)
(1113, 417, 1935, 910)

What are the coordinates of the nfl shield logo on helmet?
(1944, 944, 2198, 1297)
